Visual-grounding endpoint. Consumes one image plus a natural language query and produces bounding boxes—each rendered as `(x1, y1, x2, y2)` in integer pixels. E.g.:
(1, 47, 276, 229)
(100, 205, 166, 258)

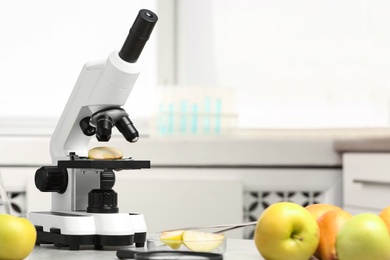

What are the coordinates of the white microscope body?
(29, 9, 157, 250)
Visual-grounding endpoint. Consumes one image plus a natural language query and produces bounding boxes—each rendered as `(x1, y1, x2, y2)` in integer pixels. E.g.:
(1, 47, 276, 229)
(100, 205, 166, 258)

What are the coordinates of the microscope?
(29, 9, 157, 250)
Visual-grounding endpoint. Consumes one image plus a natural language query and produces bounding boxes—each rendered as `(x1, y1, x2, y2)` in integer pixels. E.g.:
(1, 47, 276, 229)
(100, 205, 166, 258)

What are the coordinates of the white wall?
(0, 0, 157, 119)
(176, 0, 390, 128)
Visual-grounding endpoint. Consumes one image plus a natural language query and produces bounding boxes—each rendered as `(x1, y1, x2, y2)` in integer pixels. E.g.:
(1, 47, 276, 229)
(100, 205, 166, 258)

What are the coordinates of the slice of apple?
(160, 230, 184, 250)
(88, 146, 123, 160)
(182, 230, 225, 252)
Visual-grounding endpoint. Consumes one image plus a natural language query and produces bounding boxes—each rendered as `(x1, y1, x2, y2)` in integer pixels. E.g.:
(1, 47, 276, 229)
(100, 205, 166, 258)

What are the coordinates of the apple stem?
(291, 234, 303, 241)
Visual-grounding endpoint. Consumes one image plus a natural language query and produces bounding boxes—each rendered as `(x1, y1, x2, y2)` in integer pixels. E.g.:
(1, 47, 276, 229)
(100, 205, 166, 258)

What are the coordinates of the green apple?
(254, 202, 320, 260)
(336, 213, 390, 260)
(0, 214, 37, 260)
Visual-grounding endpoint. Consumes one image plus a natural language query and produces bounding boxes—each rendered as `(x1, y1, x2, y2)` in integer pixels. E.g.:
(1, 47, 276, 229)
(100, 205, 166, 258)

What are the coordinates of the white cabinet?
(115, 168, 243, 238)
(1, 167, 36, 192)
(115, 167, 342, 238)
(343, 153, 390, 214)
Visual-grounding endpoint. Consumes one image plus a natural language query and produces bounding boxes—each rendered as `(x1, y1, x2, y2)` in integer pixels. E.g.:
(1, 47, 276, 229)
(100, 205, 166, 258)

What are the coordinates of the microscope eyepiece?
(95, 114, 113, 142)
(119, 9, 158, 63)
(131, 9, 158, 40)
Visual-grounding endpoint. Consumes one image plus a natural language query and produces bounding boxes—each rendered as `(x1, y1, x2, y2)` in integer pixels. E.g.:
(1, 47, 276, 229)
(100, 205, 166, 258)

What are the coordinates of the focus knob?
(35, 166, 68, 194)
(87, 189, 119, 213)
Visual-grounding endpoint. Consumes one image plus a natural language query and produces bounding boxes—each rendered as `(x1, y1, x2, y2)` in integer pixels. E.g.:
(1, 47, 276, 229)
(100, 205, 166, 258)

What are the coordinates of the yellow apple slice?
(182, 230, 225, 252)
(160, 230, 184, 250)
(88, 146, 123, 160)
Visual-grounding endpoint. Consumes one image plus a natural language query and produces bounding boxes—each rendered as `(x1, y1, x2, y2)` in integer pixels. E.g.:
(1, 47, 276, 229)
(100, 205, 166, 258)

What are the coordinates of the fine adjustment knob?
(35, 166, 68, 194)
(100, 169, 116, 190)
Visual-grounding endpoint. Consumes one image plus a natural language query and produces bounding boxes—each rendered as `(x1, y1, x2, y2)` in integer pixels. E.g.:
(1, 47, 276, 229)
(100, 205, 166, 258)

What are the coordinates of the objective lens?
(96, 114, 113, 142)
(116, 116, 139, 143)
(79, 117, 96, 136)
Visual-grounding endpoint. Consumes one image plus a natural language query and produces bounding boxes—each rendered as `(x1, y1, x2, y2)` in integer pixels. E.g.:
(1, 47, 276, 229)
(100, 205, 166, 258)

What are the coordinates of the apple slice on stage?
(160, 230, 184, 249)
(182, 230, 225, 252)
(88, 146, 123, 159)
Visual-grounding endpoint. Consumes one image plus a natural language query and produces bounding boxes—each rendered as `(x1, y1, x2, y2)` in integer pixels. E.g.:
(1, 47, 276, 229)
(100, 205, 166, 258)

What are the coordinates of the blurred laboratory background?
(1, 0, 390, 239)
(2, 0, 390, 130)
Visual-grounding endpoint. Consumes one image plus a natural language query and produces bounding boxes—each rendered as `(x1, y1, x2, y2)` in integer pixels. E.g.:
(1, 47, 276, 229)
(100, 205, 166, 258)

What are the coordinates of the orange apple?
(305, 203, 343, 220)
(0, 214, 37, 260)
(379, 206, 390, 232)
(315, 209, 352, 260)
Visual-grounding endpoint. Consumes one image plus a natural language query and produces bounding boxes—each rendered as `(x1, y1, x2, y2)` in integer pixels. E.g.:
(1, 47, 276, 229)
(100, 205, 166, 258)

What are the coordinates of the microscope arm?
(50, 53, 140, 162)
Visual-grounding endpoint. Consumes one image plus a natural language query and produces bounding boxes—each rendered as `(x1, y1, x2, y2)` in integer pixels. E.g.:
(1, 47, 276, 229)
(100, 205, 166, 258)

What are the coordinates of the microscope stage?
(58, 158, 150, 170)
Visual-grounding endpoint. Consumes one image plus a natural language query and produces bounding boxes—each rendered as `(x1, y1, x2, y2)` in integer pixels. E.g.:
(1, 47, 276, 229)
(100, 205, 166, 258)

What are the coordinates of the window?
(175, 0, 390, 128)
(0, 0, 158, 121)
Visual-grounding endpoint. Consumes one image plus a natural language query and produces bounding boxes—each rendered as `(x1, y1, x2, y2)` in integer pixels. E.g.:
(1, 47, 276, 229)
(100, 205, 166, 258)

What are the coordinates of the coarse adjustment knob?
(35, 166, 68, 194)
(87, 189, 119, 214)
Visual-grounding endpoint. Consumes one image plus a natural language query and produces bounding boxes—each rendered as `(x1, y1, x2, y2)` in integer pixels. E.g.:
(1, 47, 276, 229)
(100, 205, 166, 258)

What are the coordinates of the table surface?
(26, 239, 262, 260)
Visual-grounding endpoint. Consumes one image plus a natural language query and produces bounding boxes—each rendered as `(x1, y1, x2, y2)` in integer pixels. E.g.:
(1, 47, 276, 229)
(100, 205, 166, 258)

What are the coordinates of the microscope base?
(29, 211, 147, 250)
(34, 226, 139, 250)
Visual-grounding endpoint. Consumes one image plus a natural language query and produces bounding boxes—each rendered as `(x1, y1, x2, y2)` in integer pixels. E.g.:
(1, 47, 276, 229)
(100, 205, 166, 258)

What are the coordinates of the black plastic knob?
(79, 117, 96, 136)
(87, 189, 119, 213)
(35, 166, 68, 194)
(100, 170, 116, 190)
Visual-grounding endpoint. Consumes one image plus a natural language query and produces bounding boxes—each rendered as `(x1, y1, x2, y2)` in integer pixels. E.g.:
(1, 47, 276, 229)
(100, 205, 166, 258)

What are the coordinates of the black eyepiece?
(119, 9, 158, 63)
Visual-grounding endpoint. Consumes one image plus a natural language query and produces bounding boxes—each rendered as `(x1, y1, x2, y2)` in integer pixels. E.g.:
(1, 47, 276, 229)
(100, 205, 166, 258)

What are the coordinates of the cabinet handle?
(353, 179, 390, 186)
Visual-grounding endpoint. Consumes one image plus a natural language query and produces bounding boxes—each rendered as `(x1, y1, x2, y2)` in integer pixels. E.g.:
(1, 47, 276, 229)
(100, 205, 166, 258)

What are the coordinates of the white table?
(26, 239, 262, 260)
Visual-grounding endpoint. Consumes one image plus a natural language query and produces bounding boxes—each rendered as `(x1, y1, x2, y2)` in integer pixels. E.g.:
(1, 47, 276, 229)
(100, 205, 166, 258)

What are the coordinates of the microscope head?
(77, 9, 158, 144)
(49, 9, 157, 161)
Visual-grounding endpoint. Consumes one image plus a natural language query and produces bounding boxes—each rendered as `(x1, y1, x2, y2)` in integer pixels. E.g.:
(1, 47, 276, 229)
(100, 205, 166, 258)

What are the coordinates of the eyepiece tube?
(119, 9, 158, 63)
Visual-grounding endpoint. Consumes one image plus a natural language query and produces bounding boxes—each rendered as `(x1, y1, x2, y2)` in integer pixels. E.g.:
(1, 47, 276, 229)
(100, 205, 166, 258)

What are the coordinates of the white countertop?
(27, 239, 261, 260)
(0, 134, 341, 167)
(2, 126, 390, 193)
